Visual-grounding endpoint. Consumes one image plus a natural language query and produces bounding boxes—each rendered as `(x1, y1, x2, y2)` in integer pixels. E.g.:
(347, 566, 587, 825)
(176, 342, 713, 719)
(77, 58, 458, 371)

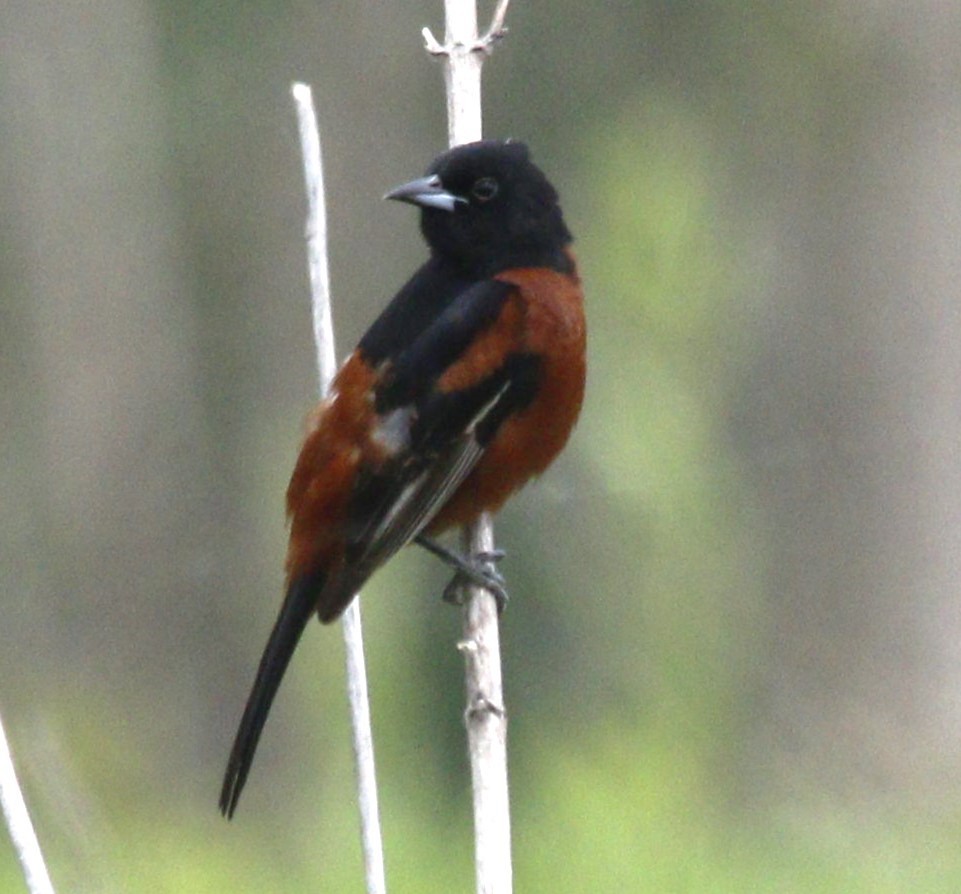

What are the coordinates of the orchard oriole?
(220, 139, 585, 817)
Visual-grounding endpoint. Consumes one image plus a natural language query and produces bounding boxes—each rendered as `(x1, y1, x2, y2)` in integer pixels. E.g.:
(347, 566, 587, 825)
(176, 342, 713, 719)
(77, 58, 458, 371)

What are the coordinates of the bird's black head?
(385, 140, 573, 278)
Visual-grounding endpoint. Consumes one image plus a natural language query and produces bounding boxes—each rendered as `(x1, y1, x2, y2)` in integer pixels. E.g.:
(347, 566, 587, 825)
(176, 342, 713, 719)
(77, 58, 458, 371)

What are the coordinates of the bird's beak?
(384, 174, 465, 213)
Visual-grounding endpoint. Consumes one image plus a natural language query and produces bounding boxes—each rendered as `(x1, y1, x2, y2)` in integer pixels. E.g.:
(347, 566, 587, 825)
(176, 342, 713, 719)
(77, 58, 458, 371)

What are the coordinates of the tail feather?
(219, 569, 324, 818)
(316, 574, 363, 624)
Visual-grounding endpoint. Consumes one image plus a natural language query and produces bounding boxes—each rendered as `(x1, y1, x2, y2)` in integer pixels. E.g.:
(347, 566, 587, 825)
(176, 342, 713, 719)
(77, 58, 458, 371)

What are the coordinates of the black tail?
(219, 571, 323, 818)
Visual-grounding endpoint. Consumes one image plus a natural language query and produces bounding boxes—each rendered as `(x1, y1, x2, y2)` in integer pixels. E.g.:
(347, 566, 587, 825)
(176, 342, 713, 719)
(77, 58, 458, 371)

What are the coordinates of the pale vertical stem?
(339, 603, 384, 894)
(292, 83, 336, 391)
(441, 0, 483, 145)
(459, 515, 511, 894)
(291, 82, 387, 894)
(0, 712, 56, 894)
(427, 3, 514, 891)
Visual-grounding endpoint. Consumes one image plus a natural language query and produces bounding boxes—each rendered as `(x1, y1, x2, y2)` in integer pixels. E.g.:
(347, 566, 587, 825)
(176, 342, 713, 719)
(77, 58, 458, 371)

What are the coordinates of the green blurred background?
(3, 2, 961, 891)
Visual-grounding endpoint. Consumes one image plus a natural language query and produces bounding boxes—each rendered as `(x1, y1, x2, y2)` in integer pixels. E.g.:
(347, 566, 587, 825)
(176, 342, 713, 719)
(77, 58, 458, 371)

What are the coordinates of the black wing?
(313, 277, 540, 622)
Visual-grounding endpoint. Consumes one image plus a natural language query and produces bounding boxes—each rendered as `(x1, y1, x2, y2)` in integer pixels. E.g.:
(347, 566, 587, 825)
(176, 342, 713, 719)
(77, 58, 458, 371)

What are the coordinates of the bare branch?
(291, 83, 336, 392)
(480, 0, 512, 50)
(422, 0, 512, 56)
(0, 712, 56, 894)
(422, 2, 514, 891)
(291, 82, 387, 894)
(339, 603, 384, 894)
(421, 26, 446, 56)
(458, 516, 511, 894)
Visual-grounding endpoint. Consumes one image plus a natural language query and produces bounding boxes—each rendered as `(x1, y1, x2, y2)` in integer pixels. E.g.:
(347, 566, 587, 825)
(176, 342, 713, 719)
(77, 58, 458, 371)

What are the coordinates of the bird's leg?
(414, 534, 509, 612)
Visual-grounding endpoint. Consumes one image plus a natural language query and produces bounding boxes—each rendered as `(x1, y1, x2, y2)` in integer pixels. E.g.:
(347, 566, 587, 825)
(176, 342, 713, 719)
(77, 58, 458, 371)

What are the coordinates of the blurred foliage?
(3, 0, 961, 891)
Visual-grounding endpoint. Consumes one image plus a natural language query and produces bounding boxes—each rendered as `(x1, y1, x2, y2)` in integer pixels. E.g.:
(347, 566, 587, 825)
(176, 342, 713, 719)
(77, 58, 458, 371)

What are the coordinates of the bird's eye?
(471, 177, 499, 202)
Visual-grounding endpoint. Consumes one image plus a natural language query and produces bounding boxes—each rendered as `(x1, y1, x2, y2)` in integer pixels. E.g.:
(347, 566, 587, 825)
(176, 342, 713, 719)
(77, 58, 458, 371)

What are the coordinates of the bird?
(219, 139, 586, 818)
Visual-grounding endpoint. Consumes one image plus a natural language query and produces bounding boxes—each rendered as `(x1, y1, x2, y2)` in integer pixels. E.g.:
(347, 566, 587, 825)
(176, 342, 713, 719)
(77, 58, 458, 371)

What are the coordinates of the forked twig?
(422, 0, 512, 55)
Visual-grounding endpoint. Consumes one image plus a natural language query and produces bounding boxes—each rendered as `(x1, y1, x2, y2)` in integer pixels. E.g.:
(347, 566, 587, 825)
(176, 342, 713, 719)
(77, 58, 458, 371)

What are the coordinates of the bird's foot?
(414, 535, 509, 613)
(441, 559, 509, 613)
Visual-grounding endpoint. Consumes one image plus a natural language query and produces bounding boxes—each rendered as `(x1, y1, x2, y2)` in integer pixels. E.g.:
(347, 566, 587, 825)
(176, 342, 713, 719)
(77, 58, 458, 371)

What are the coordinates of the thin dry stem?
(422, 2, 514, 890)
(0, 712, 56, 894)
(291, 81, 386, 894)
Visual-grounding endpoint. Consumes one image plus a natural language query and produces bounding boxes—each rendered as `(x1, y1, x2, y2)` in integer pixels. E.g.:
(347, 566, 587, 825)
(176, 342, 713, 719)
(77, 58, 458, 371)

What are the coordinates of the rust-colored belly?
(427, 262, 585, 532)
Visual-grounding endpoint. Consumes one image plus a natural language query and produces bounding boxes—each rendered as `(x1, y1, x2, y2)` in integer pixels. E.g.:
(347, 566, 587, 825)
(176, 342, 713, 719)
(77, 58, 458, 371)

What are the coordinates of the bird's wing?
(312, 278, 541, 621)
(336, 382, 507, 587)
